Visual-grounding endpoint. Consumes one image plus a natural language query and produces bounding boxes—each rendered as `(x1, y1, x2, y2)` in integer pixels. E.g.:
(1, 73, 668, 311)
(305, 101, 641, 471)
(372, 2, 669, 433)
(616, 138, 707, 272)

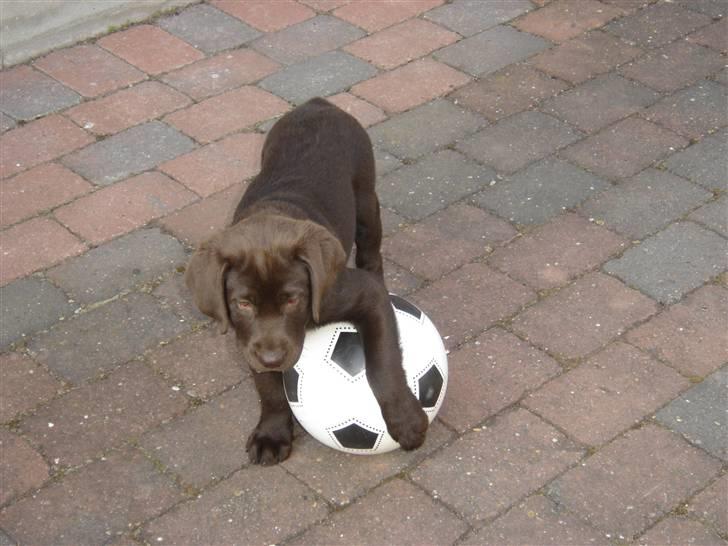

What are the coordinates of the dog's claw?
(246, 421, 293, 465)
(383, 395, 428, 451)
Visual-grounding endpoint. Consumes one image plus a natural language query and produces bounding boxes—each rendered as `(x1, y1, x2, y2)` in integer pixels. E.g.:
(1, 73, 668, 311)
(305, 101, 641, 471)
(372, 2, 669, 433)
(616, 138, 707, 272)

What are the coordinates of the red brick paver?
(412, 408, 583, 522)
(54, 172, 197, 244)
(0, 163, 92, 228)
(627, 285, 728, 377)
(440, 328, 561, 432)
(33, 44, 145, 97)
(344, 18, 459, 70)
(514, 0, 622, 43)
(161, 48, 281, 100)
(65, 81, 191, 136)
(0, 352, 62, 423)
(488, 213, 628, 290)
(159, 182, 245, 247)
(142, 465, 328, 546)
(334, 0, 444, 32)
(0, 448, 184, 546)
(511, 272, 658, 360)
(294, 479, 468, 545)
(326, 92, 387, 127)
(384, 203, 516, 280)
(0, 115, 94, 178)
(0, 428, 49, 505)
(164, 86, 289, 143)
(213, 0, 315, 32)
(552, 425, 721, 540)
(19, 361, 187, 468)
(524, 342, 689, 445)
(160, 132, 264, 196)
(98, 25, 205, 75)
(352, 58, 470, 113)
(0, 217, 86, 285)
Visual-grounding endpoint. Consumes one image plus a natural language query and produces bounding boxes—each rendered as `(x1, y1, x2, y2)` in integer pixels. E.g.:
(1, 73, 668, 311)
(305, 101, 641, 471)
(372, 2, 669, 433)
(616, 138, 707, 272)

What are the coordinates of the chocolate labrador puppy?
(186, 97, 428, 465)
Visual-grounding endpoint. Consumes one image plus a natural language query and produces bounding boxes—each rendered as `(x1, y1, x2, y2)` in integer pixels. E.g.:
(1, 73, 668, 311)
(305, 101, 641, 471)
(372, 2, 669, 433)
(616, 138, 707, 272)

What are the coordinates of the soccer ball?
(283, 294, 448, 454)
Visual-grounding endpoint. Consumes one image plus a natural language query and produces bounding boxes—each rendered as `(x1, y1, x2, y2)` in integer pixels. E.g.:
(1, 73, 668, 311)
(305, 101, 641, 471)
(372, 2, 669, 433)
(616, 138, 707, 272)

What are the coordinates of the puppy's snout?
(254, 343, 288, 369)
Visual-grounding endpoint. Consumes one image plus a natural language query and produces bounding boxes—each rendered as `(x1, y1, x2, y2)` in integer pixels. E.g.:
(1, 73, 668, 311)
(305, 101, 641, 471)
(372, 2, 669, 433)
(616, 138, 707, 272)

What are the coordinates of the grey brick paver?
(619, 40, 724, 93)
(368, 99, 487, 160)
(662, 131, 728, 191)
(561, 117, 689, 181)
(604, 2, 712, 49)
(473, 156, 609, 225)
(541, 73, 660, 133)
(47, 228, 188, 305)
(378, 149, 496, 220)
(458, 111, 583, 174)
(0, 277, 76, 349)
(578, 168, 713, 239)
(689, 195, 728, 238)
(435, 25, 549, 77)
(259, 51, 376, 104)
(159, 3, 260, 53)
(644, 80, 728, 139)
(0, 66, 80, 121)
(424, 0, 533, 37)
(62, 121, 196, 186)
(657, 367, 727, 461)
(253, 15, 364, 65)
(27, 292, 189, 384)
(604, 222, 727, 304)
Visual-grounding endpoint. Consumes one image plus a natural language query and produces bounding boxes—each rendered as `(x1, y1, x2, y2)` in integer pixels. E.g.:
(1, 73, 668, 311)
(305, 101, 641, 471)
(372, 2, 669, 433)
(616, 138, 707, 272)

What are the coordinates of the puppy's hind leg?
(353, 148, 385, 281)
(354, 189, 385, 280)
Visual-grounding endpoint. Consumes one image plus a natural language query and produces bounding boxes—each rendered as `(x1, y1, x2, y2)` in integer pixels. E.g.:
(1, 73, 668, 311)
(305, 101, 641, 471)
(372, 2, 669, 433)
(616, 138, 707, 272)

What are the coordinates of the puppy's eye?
(237, 299, 254, 312)
(286, 296, 299, 307)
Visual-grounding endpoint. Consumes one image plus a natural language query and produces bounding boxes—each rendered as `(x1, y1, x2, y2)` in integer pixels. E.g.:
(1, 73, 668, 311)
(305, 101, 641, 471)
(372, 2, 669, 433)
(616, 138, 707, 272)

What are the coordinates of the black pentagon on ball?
(330, 331, 366, 377)
(332, 422, 380, 450)
(418, 363, 444, 409)
(390, 294, 422, 320)
(282, 368, 299, 403)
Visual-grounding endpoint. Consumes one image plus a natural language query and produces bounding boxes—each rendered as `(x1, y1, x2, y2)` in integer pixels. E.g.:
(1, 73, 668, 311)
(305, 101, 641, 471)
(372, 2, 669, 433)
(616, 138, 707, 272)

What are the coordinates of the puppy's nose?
(257, 348, 287, 369)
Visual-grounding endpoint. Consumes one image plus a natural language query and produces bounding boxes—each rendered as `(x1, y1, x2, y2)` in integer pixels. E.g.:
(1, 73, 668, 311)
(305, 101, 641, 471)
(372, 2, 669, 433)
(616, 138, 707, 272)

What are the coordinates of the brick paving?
(0, 1, 725, 545)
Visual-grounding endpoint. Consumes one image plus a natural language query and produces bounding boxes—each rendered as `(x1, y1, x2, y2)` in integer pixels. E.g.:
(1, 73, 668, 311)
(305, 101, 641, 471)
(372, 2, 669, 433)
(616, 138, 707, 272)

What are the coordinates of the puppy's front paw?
(383, 395, 428, 451)
(246, 419, 293, 465)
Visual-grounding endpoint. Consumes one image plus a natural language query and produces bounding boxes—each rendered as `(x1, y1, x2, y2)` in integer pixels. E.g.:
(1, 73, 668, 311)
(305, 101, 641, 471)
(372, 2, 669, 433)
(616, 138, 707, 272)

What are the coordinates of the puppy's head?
(185, 214, 346, 372)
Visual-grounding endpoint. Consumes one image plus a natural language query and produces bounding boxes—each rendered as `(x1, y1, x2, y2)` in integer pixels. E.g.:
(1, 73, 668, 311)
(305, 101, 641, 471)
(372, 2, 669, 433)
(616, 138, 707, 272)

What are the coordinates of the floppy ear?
(185, 238, 231, 334)
(297, 222, 346, 324)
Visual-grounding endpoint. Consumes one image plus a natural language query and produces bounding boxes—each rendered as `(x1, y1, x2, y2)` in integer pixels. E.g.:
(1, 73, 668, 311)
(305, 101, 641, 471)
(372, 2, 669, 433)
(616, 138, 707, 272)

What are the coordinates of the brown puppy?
(186, 98, 428, 465)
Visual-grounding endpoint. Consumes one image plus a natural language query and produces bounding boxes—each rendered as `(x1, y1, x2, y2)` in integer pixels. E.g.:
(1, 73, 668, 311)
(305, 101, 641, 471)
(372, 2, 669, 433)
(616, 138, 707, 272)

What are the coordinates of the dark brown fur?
(186, 98, 428, 465)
